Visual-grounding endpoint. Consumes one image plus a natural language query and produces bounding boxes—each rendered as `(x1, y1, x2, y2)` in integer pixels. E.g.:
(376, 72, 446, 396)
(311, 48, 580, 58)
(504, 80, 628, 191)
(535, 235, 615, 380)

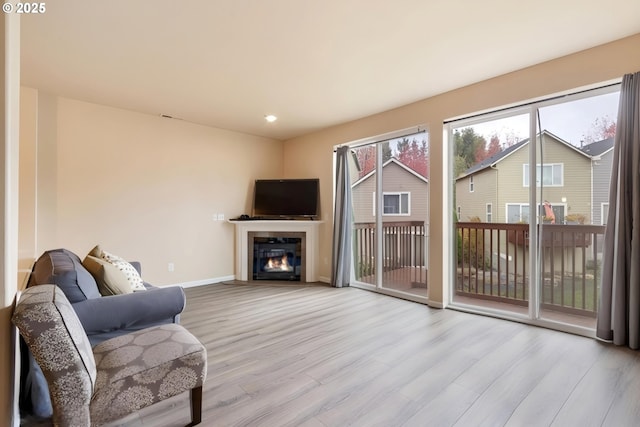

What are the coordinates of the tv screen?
(253, 179, 320, 219)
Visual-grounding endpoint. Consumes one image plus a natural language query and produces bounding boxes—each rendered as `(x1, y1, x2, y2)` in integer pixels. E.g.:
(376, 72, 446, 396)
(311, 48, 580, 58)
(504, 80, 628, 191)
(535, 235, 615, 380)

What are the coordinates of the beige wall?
(18, 88, 37, 289)
(2, 10, 21, 426)
(283, 33, 640, 306)
(20, 93, 284, 285)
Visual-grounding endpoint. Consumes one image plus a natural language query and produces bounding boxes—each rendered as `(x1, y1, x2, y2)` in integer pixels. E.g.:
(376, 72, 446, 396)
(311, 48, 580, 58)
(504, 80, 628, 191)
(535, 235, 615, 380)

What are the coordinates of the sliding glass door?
(351, 131, 429, 301)
(450, 84, 619, 334)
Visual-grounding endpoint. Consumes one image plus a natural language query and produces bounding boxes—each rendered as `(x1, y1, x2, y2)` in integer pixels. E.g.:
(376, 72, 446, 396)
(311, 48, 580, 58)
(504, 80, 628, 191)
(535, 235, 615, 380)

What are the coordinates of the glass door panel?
(350, 132, 429, 299)
(450, 85, 620, 334)
(535, 89, 619, 329)
(451, 112, 532, 316)
(380, 134, 429, 297)
(351, 144, 378, 287)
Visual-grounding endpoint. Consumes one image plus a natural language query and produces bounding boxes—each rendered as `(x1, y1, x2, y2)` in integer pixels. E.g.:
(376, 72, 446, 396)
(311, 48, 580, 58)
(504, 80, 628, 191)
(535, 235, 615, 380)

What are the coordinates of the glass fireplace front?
(252, 237, 302, 281)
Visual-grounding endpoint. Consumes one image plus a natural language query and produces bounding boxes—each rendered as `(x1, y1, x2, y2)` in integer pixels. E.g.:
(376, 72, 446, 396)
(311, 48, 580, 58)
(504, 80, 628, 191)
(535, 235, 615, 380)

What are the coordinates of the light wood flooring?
(31, 282, 640, 426)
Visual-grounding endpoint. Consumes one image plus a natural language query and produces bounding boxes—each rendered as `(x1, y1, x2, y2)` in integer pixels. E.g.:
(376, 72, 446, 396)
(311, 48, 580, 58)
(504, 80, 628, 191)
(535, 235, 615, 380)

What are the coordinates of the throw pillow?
(82, 256, 133, 296)
(88, 244, 102, 258)
(100, 250, 146, 292)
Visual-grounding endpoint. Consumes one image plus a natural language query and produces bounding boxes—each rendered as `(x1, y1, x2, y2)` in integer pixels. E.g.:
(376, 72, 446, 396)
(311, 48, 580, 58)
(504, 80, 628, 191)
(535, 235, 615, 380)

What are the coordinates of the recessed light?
(265, 114, 277, 123)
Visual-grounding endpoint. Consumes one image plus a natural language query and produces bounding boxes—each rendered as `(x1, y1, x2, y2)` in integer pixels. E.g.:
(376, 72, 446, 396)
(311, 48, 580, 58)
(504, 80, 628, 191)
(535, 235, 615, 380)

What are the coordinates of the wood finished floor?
(28, 282, 640, 427)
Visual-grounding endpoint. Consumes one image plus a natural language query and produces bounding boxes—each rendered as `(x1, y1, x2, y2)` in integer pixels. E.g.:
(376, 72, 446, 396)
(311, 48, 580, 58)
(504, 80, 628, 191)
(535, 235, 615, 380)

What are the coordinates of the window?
(374, 192, 410, 215)
(486, 203, 492, 223)
(457, 206, 461, 221)
(523, 163, 563, 187)
(469, 176, 474, 192)
(506, 203, 530, 223)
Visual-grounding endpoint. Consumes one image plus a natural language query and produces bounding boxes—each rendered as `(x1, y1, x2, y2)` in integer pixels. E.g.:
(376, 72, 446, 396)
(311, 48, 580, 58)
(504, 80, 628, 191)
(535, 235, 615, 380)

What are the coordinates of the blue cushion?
(30, 249, 101, 303)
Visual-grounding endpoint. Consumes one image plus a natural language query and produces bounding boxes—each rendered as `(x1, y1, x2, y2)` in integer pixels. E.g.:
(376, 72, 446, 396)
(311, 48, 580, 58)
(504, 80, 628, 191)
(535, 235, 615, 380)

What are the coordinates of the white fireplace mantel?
(230, 220, 322, 282)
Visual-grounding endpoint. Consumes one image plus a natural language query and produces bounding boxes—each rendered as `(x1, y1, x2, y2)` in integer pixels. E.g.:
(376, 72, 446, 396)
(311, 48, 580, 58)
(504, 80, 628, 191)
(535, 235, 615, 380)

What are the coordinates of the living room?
(2, 1, 640, 425)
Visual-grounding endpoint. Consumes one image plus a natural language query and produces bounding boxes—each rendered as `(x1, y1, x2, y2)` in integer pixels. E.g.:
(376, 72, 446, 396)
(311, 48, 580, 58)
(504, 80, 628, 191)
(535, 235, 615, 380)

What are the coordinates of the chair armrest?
(72, 286, 186, 337)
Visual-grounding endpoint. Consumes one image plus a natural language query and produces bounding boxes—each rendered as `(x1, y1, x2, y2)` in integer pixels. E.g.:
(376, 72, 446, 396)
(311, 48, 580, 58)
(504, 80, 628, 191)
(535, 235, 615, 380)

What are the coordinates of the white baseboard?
(171, 275, 235, 289)
(318, 276, 331, 284)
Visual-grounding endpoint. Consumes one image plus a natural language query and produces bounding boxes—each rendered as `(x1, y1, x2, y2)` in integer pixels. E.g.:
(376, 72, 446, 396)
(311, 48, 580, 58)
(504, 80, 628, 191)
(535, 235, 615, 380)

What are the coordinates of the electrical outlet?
(218, 213, 225, 221)
(168, 262, 175, 272)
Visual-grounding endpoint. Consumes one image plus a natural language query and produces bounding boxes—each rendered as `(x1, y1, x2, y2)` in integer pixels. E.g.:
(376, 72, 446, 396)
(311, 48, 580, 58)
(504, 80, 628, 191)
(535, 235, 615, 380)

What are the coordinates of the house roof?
(456, 130, 592, 180)
(352, 158, 428, 188)
(580, 137, 615, 157)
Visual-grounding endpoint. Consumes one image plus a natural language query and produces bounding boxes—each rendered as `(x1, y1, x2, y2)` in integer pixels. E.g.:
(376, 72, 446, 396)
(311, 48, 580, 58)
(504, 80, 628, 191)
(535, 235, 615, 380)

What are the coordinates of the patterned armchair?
(12, 285, 208, 426)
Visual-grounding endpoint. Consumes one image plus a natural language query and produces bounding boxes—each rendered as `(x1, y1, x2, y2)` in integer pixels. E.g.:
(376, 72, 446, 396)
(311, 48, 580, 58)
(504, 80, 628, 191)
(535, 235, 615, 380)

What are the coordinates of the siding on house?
(352, 160, 428, 224)
(455, 168, 497, 222)
(455, 132, 592, 224)
(591, 150, 613, 224)
(581, 138, 614, 225)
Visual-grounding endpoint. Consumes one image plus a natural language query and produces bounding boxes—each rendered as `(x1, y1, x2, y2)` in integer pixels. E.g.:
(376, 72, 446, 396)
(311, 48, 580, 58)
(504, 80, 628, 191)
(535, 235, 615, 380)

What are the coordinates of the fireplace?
(232, 221, 320, 283)
(248, 231, 306, 282)
(253, 237, 302, 281)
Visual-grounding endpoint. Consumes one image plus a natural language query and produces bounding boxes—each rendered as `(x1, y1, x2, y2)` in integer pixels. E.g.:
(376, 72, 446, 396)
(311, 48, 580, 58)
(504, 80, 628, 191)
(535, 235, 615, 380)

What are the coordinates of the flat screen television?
(252, 179, 320, 219)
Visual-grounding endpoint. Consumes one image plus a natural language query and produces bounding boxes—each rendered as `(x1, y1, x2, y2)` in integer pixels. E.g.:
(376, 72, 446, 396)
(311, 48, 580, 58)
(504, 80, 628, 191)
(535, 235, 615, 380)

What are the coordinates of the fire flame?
(266, 255, 292, 271)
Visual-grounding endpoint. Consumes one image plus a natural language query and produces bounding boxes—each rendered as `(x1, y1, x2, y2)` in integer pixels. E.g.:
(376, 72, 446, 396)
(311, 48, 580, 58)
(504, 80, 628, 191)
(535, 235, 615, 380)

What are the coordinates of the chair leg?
(188, 386, 203, 426)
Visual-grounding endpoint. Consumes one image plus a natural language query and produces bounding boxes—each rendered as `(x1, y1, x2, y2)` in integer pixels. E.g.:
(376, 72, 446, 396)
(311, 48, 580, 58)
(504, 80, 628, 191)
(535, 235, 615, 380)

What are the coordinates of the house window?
(506, 203, 530, 223)
(523, 163, 564, 187)
(457, 206, 461, 221)
(486, 203, 492, 223)
(373, 192, 410, 215)
(469, 176, 474, 192)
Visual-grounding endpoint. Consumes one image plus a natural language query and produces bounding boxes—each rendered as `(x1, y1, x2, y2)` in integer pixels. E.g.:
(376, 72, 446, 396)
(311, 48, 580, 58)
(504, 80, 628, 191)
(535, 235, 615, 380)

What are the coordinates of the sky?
(455, 90, 620, 148)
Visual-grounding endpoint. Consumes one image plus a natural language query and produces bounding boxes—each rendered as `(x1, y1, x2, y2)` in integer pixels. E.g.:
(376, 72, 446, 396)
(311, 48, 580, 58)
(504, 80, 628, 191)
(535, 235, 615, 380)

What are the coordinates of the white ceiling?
(20, 0, 640, 141)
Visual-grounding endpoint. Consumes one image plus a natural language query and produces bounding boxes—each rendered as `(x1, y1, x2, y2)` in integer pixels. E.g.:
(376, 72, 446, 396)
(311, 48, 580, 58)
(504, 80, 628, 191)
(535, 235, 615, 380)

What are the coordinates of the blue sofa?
(21, 248, 187, 418)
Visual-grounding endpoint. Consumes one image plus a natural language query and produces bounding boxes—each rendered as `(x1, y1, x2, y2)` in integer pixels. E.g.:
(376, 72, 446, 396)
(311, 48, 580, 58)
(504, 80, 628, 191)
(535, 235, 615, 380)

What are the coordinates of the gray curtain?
(597, 71, 640, 348)
(331, 146, 353, 288)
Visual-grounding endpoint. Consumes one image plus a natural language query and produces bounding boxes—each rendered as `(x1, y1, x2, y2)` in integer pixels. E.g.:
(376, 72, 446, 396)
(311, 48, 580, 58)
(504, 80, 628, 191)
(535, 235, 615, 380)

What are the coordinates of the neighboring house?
(581, 137, 614, 226)
(351, 158, 429, 225)
(351, 158, 429, 271)
(455, 131, 593, 224)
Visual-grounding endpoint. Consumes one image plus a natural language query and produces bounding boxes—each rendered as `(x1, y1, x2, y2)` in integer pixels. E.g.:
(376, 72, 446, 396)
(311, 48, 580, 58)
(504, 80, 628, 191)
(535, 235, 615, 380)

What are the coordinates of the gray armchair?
(13, 285, 207, 426)
(22, 248, 187, 418)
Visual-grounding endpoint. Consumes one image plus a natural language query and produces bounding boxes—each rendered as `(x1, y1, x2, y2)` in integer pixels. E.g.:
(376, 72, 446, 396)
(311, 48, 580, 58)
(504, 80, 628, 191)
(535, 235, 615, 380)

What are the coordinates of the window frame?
(469, 175, 475, 193)
(373, 191, 411, 216)
(486, 203, 492, 223)
(523, 163, 564, 187)
(506, 203, 530, 223)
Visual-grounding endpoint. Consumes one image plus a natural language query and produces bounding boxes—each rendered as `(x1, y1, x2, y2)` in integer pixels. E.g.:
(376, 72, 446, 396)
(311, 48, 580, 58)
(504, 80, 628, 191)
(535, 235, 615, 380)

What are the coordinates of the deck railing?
(456, 222, 606, 317)
(353, 221, 427, 288)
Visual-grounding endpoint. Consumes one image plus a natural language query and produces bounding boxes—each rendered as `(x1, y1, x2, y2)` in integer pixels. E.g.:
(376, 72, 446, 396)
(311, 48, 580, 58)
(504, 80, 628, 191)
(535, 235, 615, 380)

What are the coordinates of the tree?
(355, 145, 376, 178)
(486, 135, 502, 158)
(583, 115, 617, 144)
(354, 141, 393, 178)
(396, 137, 429, 177)
(453, 128, 487, 176)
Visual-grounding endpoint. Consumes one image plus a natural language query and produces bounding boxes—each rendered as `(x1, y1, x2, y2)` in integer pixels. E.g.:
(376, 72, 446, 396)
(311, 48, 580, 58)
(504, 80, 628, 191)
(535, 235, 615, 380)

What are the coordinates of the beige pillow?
(83, 255, 133, 296)
(88, 244, 102, 258)
(100, 250, 146, 292)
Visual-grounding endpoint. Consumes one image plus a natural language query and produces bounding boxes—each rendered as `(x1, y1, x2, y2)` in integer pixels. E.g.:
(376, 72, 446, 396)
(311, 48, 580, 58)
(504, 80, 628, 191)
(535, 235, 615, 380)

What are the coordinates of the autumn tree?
(396, 137, 429, 177)
(354, 142, 392, 178)
(583, 115, 617, 144)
